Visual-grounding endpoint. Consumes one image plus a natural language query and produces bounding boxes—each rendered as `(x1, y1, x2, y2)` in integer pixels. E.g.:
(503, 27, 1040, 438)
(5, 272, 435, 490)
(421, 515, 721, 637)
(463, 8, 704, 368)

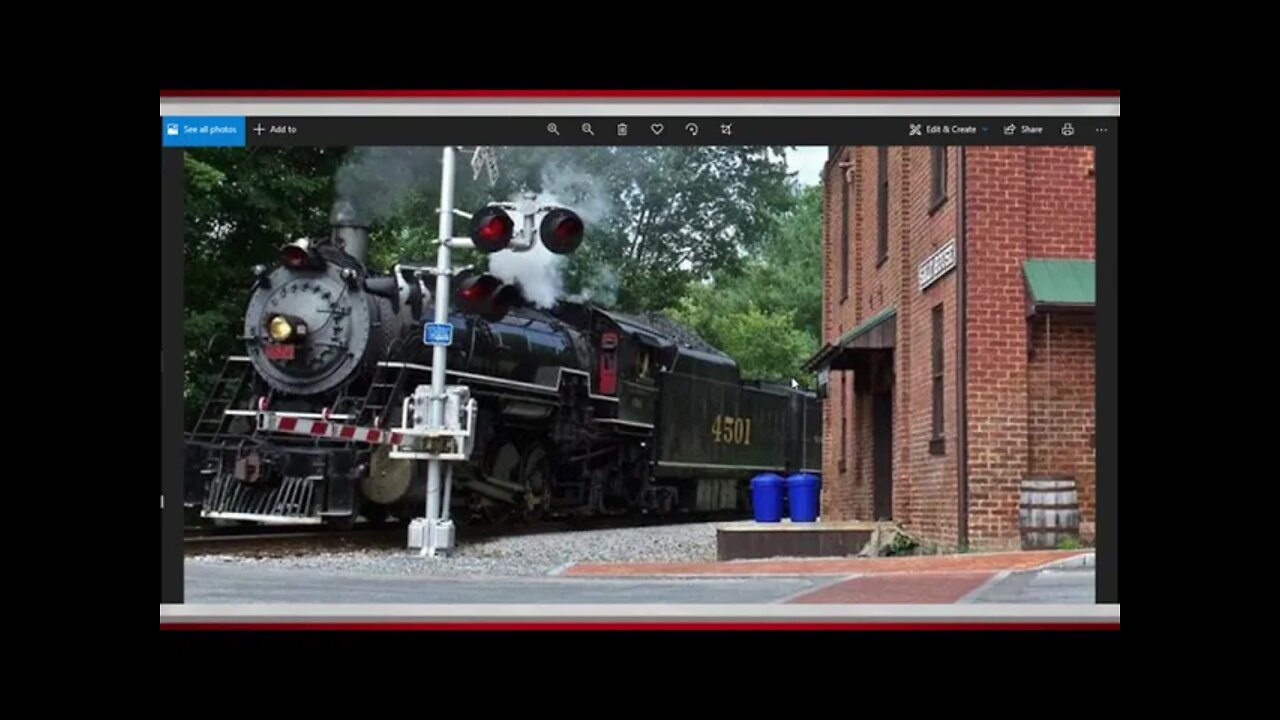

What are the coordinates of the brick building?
(804, 146, 1096, 550)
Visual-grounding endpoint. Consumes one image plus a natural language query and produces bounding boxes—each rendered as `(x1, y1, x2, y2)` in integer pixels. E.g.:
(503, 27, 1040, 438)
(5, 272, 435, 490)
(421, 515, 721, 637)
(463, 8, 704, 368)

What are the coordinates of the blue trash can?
(786, 473, 821, 523)
(750, 473, 784, 523)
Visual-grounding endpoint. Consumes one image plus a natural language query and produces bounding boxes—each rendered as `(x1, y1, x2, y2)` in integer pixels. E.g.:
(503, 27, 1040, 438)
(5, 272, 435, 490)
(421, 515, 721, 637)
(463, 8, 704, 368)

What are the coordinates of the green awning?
(834, 305, 897, 348)
(1023, 259, 1095, 314)
(803, 306, 897, 372)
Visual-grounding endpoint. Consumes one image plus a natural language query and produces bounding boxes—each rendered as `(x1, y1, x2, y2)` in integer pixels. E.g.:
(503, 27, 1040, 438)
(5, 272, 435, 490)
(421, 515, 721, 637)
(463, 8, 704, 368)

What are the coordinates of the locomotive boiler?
(185, 199, 822, 528)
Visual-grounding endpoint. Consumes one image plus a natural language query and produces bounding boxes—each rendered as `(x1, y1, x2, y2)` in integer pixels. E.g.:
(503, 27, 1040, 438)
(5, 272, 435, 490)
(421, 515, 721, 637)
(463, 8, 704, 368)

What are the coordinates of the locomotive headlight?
(268, 315, 293, 342)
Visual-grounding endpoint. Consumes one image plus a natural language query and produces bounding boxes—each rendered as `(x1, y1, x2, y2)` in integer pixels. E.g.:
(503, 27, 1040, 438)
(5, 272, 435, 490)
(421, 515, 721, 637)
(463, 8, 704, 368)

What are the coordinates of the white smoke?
(538, 162, 612, 224)
(486, 162, 613, 309)
(576, 265, 620, 308)
(488, 241, 564, 309)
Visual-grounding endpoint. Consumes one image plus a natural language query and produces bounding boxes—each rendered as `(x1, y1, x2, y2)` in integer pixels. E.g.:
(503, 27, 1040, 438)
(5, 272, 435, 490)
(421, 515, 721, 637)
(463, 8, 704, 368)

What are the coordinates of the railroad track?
(184, 512, 743, 556)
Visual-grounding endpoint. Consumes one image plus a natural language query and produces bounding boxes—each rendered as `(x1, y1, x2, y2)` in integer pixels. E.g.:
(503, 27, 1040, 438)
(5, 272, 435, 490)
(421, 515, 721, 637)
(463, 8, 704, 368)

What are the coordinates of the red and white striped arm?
(260, 413, 406, 447)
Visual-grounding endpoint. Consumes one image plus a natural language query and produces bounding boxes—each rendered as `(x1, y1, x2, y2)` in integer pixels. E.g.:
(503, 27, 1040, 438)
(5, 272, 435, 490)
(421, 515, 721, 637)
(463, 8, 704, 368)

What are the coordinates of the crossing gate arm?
(253, 384, 478, 462)
(256, 412, 408, 447)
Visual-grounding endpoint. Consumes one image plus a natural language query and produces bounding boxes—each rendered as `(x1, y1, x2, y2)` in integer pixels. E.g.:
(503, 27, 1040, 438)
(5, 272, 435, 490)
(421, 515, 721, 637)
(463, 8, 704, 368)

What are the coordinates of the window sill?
(929, 437, 946, 456)
(876, 255, 888, 269)
(928, 194, 948, 216)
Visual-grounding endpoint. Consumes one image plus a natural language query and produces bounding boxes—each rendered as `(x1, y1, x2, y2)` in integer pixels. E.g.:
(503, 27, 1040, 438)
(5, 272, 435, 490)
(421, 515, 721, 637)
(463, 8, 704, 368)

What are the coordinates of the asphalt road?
(183, 560, 1096, 604)
(963, 567, 1096, 604)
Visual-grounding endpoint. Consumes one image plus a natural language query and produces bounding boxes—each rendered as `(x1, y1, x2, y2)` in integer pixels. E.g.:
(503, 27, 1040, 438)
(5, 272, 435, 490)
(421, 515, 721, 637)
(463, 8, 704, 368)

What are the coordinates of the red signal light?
(539, 208, 584, 255)
(470, 207, 515, 253)
(456, 273, 515, 321)
(459, 274, 500, 301)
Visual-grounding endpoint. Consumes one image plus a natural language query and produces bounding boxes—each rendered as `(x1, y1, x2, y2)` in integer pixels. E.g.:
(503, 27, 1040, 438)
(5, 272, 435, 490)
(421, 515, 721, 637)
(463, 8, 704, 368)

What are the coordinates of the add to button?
(162, 116, 246, 147)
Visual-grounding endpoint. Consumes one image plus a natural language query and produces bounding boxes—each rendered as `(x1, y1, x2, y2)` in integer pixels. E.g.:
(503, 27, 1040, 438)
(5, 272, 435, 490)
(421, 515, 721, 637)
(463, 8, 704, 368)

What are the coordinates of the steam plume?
(487, 160, 613, 308)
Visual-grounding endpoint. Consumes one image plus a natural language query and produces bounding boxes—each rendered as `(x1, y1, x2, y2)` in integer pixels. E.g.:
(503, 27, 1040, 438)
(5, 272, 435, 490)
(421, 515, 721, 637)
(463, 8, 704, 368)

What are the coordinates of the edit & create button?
(162, 117, 246, 147)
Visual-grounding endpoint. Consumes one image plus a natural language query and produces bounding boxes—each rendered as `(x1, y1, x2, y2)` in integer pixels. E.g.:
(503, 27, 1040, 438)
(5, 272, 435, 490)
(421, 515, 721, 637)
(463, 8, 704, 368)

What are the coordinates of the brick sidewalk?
(561, 550, 1090, 604)
(562, 550, 1083, 578)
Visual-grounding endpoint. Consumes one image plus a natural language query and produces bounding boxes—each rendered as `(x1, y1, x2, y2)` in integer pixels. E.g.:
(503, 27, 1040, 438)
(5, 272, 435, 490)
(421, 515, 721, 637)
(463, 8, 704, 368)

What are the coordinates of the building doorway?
(872, 388, 893, 520)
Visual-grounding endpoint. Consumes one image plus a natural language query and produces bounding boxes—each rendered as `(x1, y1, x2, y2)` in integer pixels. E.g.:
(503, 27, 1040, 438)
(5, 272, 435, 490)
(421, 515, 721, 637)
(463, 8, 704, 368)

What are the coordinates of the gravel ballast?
(187, 522, 719, 577)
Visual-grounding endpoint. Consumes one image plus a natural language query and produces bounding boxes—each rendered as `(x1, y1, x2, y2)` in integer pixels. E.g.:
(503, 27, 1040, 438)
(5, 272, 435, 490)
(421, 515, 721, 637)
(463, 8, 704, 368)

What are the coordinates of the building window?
(840, 171, 850, 301)
(876, 147, 889, 266)
(930, 303, 945, 456)
(930, 147, 948, 211)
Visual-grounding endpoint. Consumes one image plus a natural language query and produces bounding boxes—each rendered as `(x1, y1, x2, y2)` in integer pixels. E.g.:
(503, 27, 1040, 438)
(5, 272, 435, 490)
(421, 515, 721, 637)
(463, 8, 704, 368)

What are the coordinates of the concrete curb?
(955, 570, 1013, 604)
(546, 562, 576, 576)
(1036, 552, 1095, 570)
(771, 574, 862, 604)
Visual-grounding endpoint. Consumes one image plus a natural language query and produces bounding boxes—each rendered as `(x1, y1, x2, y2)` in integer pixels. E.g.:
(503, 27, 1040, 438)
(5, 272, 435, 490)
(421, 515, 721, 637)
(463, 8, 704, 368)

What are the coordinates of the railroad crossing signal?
(408, 148, 589, 558)
(470, 146, 499, 185)
(466, 194, 585, 255)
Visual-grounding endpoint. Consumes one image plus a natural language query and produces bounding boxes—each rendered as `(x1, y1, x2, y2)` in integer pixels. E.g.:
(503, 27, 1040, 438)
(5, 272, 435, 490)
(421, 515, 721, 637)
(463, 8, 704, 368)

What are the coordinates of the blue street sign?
(424, 322, 453, 346)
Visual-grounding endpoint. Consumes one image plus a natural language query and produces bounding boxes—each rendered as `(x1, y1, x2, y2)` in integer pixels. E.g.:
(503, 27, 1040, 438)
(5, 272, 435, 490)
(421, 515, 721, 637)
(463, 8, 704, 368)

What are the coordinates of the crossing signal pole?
(402, 147, 586, 557)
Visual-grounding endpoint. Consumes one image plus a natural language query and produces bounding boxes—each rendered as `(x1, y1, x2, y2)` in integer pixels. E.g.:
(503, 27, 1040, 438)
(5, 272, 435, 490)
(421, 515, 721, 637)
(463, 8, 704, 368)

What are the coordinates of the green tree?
(667, 182, 824, 385)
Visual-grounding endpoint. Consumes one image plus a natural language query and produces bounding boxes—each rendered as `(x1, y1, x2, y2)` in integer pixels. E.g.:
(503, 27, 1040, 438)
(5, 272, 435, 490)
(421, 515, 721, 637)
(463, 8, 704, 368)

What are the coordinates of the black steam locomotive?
(184, 201, 822, 526)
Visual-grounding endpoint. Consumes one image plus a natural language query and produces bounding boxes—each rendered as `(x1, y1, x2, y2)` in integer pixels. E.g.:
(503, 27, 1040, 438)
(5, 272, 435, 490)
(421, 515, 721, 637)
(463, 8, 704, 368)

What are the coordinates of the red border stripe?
(160, 89, 1119, 98)
(161, 621, 1117, 631)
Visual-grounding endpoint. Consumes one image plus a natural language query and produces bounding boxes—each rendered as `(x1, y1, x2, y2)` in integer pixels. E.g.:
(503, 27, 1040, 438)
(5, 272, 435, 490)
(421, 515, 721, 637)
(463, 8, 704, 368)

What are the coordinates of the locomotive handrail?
(226, 409, 354, 421)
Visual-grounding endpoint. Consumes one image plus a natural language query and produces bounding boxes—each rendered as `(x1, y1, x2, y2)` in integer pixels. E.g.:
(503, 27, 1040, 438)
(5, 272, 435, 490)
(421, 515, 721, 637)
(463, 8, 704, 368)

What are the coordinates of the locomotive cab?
(587, 308, 677, 426)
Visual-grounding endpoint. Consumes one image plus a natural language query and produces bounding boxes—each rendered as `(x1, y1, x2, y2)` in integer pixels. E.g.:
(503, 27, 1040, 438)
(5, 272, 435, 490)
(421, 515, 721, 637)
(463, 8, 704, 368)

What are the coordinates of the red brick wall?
(817, 145, 1095, 549)
(820, 150, 860, 520)
(903, 147, 960, 545)
(964, 147, 1031, 548)
(964, 146, 1096, 548)
(818, 147, 964, 547)
(820, 153, 839, 515)
(820, 147, 886, 522)
(850, 148, 872, 520)
(1027, 147, 1096, 260)
(1027, 314, 1096, 523)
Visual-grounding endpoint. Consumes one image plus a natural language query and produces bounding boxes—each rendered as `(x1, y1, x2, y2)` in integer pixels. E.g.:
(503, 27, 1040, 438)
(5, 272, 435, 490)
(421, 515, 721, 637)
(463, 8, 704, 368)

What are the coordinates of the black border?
(161, 149, 184, 603)
(1095, 122, 1118, 604)
(158, 61, 1118, 92)
(162, 628, 1119, 656)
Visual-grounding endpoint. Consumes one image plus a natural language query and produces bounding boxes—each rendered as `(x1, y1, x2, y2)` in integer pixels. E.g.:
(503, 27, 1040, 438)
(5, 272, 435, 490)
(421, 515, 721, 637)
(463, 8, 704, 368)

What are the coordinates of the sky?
(786, 146, 827, 187)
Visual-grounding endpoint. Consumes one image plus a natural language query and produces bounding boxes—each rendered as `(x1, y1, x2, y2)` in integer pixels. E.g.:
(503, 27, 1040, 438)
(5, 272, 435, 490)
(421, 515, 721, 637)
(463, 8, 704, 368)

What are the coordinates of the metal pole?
(422, 145, 456, 557)
(442, 465, 453, 522)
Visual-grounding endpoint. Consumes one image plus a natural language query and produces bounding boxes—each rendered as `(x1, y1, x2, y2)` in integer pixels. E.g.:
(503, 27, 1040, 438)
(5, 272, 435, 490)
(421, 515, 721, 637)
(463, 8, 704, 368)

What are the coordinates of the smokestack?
(330, 199, 370, 265)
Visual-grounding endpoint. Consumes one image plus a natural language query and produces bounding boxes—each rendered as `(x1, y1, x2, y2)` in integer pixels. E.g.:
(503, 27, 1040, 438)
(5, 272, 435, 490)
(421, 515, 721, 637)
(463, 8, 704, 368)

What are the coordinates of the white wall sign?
(918, 238, 957, 291)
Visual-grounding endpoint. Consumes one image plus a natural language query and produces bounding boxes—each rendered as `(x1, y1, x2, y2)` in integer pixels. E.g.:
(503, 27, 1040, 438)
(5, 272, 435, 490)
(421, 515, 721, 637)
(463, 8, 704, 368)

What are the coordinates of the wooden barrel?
(1019, 477, 1080, 550)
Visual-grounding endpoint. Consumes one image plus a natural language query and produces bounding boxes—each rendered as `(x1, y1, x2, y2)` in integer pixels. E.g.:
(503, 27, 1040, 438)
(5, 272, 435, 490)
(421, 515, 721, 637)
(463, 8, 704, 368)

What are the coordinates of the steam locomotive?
(184, 200, 822, 527)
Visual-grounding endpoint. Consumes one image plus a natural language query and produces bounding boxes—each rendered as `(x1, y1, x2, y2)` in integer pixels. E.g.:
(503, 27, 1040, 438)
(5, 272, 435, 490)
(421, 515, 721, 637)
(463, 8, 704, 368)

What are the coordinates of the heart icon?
(650, 123, 664, 135)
